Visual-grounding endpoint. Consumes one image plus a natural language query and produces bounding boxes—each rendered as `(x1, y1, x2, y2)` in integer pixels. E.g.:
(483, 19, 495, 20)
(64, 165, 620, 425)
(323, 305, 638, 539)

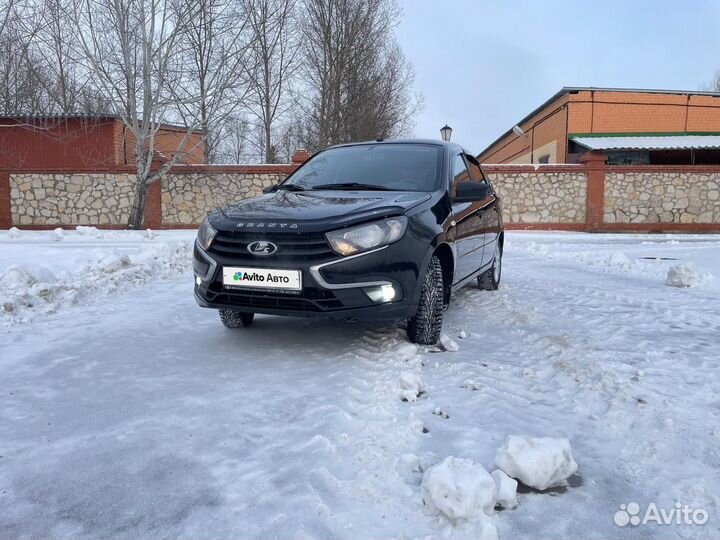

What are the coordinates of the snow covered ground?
(1, 229, 719, 539)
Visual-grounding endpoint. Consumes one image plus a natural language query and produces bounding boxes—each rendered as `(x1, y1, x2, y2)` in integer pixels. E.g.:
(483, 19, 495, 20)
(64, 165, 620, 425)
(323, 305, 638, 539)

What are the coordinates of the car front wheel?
(478, 242, 502, 291)
(219, 309, 255, 328)
(407, 255, 444, 345)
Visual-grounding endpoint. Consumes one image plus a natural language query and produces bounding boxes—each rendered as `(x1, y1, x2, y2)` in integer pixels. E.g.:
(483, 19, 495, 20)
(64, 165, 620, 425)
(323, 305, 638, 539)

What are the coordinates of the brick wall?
(479, 89, 720, 165)
(479, 95, 570, 165)
(114, 123, 205, 166)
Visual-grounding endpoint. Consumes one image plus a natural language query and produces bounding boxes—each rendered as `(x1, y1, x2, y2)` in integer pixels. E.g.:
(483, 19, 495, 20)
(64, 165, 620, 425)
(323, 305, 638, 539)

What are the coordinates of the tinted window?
(452, 153, 470, 185)
(285, 144, 443, 191)
(465, 155, 489, 185)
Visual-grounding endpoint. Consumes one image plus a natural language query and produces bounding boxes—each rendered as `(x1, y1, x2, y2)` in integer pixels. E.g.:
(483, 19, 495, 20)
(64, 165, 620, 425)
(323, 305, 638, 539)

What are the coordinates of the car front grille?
(206, 283, 343, 312)
(208, 231, 334, 261)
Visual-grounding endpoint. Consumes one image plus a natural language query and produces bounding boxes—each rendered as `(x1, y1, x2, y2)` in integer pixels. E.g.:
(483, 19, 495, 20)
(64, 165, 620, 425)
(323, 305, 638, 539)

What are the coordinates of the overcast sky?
(395, 0, 720, 153)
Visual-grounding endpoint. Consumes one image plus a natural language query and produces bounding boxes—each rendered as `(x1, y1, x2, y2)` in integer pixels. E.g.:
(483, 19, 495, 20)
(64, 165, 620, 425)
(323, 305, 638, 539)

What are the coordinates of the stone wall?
(604, 170, 720, 224)
(4, 161, 720, 231)
(10, 172, 136, 225)
(161, 171, 289, 225)
(485, 168, 587, 224)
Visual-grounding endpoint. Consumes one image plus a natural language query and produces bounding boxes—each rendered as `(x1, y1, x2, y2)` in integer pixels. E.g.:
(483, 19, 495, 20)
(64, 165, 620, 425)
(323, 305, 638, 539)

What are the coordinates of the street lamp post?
(440, 124, 453, 142)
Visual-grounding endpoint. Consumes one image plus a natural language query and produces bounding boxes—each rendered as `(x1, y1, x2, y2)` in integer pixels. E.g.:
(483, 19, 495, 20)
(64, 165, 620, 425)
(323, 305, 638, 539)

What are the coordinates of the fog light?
(364, 284, 397, 303)
(195, 276, 202, 286)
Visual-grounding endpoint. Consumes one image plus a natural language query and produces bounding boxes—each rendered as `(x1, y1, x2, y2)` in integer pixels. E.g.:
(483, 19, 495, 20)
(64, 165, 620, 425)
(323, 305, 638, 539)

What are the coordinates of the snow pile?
(75, 226, 105, 238)
(491, 469, 518, 509)
(0, 240, 191, 324)
(606, 251, 632, 269)
(494, 435, 578, 490)
(666, 263, 701, 288)
(439, 334, 459, 352)
(422, 457, 497, 523)
(399, 371, 426, 402)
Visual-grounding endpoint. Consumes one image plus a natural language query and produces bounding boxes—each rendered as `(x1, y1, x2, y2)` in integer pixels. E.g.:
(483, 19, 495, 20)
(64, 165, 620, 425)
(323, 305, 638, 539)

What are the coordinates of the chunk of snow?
(3, 266, 37, 290)
(75, 226, 103, 238)
(397, 453, 427, 484)
(494, 435, 578, 490)
(100, 254, 132, 273)
(461, 380, 483, 391)
(410, 418, 427, 434)
(491, 469, 518, 509)
(422, 456, 497, 522)
(399, 371, 425, 401)
(7, 226, 21, 238)
(606, 251, 632, 268)
(458, 330, 468, 339)
(394, 342, 419, 361)
(52, 228, 64, 241)
(666, 264, 700, 288)
(439, 334, 459, 352)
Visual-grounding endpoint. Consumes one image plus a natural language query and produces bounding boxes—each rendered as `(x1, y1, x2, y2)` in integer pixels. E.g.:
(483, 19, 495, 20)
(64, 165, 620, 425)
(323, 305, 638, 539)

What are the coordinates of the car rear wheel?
(219, 309, 255, 328)
(478, 243, 502, 291)
(407, 255, 444, 345)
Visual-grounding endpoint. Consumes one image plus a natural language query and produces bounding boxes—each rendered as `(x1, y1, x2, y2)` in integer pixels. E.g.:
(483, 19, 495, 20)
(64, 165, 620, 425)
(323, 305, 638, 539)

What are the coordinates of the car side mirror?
(262, 184, 278, 194)
(453, 181, 489, 202)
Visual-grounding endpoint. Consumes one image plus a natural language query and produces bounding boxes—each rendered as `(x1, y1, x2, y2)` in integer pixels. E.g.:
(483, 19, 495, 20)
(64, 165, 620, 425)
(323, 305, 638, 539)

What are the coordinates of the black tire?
(478, 242, 502, 291)
(219, 309, 255, 328)
(407, 255, 444, 345)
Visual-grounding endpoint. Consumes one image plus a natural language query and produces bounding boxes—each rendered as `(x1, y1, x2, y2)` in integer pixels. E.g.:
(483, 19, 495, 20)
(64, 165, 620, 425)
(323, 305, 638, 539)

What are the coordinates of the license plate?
(222, 266, 302, 291)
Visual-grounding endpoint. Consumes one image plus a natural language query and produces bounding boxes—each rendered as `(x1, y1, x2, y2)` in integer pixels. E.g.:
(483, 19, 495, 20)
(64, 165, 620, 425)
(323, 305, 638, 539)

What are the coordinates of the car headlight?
(326, 217, 407, 256)
(197, 217, 217, 251)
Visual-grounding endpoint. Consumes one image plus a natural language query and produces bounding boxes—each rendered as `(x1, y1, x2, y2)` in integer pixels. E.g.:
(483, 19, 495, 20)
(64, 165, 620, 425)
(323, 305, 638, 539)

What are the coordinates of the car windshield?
(282, 143, 443, 192)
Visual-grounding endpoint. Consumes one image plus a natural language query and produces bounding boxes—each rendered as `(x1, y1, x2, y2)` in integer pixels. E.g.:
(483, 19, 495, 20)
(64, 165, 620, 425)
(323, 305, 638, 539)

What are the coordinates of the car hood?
(211, 190, 430, 233)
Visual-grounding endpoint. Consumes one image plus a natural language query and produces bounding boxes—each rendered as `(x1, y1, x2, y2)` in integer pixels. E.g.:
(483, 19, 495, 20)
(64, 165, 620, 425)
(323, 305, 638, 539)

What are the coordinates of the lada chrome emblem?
(247, 241, 278, 256)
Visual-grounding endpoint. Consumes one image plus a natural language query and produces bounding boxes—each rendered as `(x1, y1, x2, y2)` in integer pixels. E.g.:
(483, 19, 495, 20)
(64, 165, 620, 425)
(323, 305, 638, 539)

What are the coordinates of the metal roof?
(572, 135, 720, 151)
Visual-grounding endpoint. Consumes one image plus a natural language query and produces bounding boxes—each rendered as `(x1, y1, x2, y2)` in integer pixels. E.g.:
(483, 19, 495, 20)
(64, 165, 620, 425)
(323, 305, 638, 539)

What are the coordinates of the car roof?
(326, 138, 463, 152)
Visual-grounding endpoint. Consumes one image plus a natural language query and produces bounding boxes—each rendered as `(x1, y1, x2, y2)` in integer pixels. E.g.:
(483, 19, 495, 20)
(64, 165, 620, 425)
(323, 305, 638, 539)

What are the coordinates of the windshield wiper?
(276, 184, 306, 191)
(312, 182, 395, 191)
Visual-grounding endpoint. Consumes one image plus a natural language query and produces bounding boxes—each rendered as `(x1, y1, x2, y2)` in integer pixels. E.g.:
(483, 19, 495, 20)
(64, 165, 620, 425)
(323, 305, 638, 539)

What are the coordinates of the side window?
(538, 154, 550, 164)
(451, 153, 470, 188)
(464, 154, 488, 186)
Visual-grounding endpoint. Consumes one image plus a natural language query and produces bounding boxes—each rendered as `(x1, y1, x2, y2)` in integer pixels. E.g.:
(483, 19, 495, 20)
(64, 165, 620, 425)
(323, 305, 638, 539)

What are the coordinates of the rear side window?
(464, 155, 490, 189)
(451, 154, 470, 185)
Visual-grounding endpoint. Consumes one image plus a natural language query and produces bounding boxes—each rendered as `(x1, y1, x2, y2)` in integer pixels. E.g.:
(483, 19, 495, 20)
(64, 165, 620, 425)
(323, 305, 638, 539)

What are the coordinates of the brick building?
(0, 115, 205, 170)
(478, 87, 720, 165)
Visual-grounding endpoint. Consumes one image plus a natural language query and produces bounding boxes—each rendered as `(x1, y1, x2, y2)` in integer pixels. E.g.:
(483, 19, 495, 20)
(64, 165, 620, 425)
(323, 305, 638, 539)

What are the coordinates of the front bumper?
(193, 236, 425, 321)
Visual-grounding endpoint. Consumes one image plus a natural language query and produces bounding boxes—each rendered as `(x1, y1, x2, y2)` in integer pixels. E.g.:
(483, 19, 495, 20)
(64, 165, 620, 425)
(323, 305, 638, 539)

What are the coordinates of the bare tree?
(216, 114, 251, 163)
(70, 0, 207, 228)
(243, 0, 297, 163)
(27, 0, 102, 113)
(297, 0, 419, 152)
(171, 0, 253, 163)
(0, 0, 47, 113)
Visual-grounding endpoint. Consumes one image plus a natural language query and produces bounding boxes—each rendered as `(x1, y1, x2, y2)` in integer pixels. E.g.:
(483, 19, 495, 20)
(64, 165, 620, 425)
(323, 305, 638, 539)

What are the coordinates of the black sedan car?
(193, 139, 504, 344)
